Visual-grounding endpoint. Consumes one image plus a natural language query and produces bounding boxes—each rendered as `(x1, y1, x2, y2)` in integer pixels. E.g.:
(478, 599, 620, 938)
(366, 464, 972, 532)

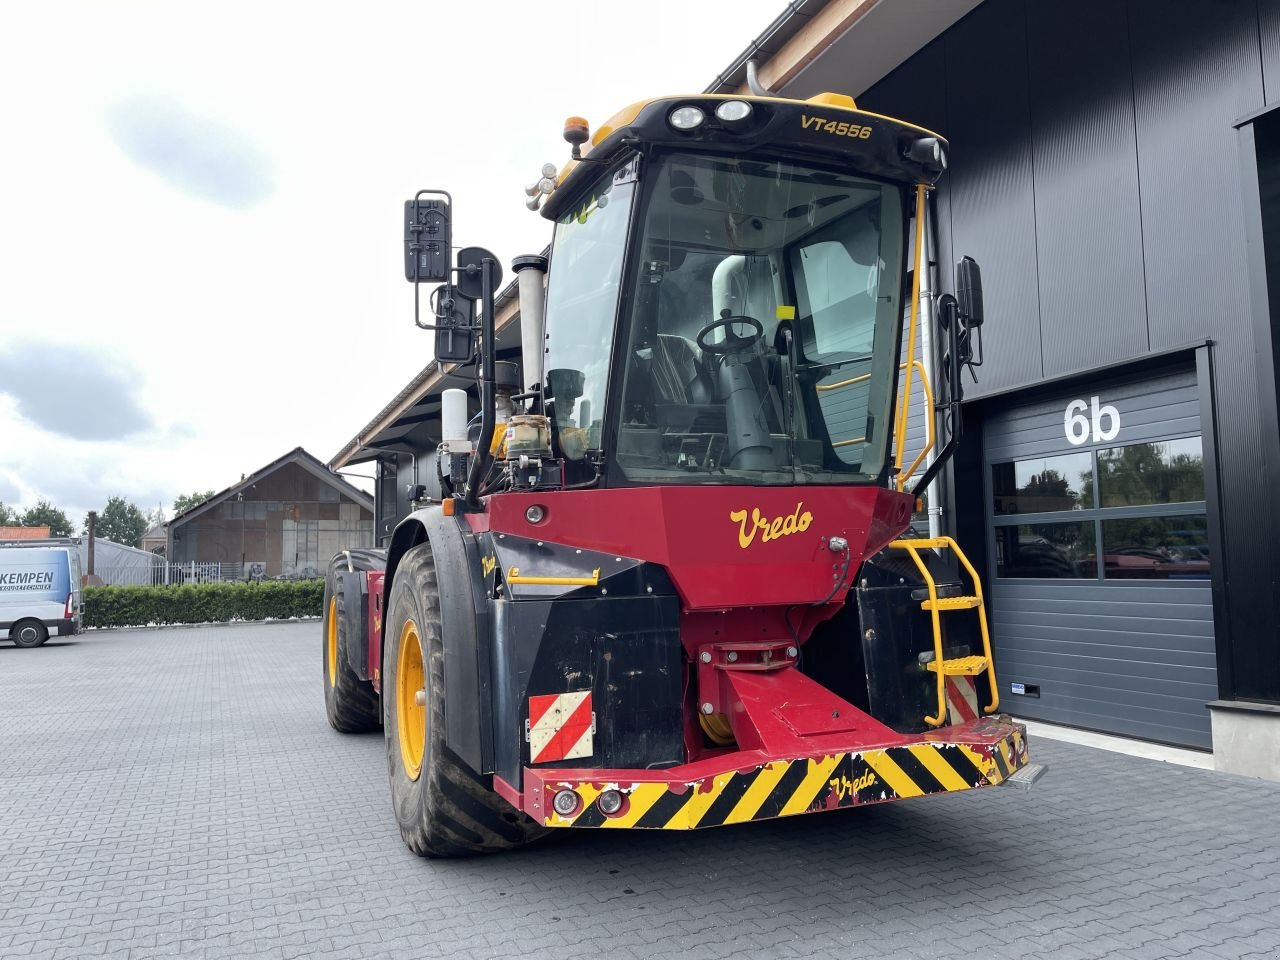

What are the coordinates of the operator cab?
(542, 150, 905, 488)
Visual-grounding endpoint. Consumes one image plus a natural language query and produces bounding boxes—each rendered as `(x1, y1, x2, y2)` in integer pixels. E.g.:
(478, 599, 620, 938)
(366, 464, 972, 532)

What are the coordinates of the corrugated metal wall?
(853, 0, 1280, 706)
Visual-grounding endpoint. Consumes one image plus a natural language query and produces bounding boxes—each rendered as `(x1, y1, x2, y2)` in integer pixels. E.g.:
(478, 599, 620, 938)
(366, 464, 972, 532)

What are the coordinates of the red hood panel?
(484, 486, 913, 610)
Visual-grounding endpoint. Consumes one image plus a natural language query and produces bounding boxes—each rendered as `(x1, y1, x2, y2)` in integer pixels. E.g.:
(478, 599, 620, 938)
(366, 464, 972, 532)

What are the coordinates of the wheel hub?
(397, 619, 427, 780)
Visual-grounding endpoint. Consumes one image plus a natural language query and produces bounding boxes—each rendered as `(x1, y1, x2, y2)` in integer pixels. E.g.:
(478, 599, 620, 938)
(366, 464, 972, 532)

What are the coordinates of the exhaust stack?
(513, 255, 549, 399)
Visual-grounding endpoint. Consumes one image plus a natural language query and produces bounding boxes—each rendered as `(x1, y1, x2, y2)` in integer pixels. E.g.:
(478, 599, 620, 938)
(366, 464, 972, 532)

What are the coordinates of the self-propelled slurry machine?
(322, 67, 1039, 857)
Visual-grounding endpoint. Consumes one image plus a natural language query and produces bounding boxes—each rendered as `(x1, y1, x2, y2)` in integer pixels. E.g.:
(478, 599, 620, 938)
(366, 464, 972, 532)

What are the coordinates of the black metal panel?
(940, 0, 1043, 396)
(857, 37, 955, 274)
(1026, 0, 1148, 374)
(491, 594, 685, 789)
(1260, 0, 1280, 104)
(1129, 0, 1262, 348)
(1129, 0, 1277, 706)
(1234, 113, 1280, 703)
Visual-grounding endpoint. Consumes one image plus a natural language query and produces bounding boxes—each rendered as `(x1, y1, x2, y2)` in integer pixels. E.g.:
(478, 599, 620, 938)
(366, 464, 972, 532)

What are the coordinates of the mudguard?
(385, 507, 493, 774)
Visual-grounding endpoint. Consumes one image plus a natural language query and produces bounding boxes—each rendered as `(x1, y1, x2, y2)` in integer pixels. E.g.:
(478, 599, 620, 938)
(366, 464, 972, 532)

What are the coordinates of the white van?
(0, 544, 83, 647)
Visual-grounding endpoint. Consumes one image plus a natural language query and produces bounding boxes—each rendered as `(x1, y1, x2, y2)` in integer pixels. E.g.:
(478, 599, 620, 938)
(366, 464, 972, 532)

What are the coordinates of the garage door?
(982, 366, 1217, 749)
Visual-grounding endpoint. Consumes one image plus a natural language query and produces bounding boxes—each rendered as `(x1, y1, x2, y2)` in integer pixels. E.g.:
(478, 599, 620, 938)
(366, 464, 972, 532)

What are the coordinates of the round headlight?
(525, 504, 546, 524)
(669, 105, 706, 131)
(597, 789, 625, 816)
(715, 100, 753, 124)
(552, 789, 580, 816)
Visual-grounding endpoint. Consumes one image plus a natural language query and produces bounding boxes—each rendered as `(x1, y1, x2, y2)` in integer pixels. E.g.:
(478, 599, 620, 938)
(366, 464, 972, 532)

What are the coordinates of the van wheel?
(384, 542, 547, 857)
(11, 620, 49, 648)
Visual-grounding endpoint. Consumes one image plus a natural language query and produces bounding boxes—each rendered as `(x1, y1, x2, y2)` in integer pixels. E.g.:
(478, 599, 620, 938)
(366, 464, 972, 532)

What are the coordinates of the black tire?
(383, 541, 547, 857)
(322, 549, 385, 733)
(10, 619, 48, 649)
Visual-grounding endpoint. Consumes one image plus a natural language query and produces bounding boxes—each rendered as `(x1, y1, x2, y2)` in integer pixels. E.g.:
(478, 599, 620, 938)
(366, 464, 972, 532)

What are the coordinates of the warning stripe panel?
(544, 727, 1027, 829)
(529, 690, 593, 764)
(946, 676, 980, 724)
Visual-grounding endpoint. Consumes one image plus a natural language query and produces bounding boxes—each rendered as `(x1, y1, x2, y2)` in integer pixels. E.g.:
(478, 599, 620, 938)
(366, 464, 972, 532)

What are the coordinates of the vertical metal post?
(86, 511, 96, 576)
(894, 183, 929, 490)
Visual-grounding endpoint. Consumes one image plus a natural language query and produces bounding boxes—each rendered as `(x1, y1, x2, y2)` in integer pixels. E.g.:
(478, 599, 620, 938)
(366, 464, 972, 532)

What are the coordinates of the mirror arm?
(911, 294, 964, 498)
(463, 257, 498, 511)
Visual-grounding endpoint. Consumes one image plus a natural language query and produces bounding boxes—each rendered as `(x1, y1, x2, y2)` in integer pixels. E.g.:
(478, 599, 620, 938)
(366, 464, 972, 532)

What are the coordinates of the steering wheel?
(696, 315, 764, 356)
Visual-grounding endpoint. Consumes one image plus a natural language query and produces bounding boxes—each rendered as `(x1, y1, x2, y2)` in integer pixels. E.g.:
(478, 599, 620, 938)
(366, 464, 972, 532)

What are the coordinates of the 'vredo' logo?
(730, 503, 813, 549)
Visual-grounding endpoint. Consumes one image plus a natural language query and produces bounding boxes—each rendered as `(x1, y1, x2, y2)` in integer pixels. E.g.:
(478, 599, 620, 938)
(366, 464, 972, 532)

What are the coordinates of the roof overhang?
(708, 0, 983, 102)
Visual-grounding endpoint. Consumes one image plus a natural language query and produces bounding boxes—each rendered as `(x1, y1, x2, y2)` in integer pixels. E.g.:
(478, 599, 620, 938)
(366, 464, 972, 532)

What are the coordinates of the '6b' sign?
(1064, 396, 1120, 445)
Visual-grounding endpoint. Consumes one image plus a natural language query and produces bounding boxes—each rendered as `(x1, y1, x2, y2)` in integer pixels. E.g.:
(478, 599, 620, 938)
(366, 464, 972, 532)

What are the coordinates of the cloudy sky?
(0, 0, 784, 526)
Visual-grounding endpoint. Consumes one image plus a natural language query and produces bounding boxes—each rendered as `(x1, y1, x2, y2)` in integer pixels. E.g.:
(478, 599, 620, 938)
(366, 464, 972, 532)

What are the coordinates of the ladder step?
(920, 595, 981, 611)
(888, 537, 951, 550)
(926, 655, 989, 676)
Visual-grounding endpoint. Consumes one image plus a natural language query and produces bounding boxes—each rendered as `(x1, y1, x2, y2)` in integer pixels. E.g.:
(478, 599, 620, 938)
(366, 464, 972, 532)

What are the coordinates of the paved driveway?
(1, 622, 1278, 960)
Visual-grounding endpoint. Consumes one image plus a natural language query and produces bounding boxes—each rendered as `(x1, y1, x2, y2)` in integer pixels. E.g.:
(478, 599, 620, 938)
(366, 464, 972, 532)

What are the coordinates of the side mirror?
(404, 197, 451, 283)
(431, 288, 475, 363)
(955, 256, 983, 327)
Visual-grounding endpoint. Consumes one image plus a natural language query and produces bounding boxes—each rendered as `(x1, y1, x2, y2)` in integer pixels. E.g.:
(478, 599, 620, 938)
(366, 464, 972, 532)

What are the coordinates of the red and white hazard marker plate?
(946, 676, 980, 725)
(528, 691, 594, 764)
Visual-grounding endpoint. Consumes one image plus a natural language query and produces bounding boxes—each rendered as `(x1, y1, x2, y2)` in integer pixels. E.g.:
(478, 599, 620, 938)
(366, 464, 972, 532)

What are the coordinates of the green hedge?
(83, 580, 324, 628)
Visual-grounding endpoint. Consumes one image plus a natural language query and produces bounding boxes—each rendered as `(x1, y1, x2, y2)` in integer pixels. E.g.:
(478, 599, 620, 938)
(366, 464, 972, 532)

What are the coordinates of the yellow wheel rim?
(326, 596, 338, 688)
(397, 619, 426, 781)
(699, 712, 736, 746)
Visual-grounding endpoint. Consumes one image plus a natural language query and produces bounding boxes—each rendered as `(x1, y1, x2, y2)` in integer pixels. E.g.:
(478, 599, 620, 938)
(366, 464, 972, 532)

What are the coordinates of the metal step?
(1004, 761, 1049, 792)
(926, 654, 989, 676)
(920, 594, 981, 612)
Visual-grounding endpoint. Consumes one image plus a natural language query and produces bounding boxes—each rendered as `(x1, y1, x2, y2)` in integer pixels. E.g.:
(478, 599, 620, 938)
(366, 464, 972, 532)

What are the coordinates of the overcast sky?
(0, 0, 785, 526)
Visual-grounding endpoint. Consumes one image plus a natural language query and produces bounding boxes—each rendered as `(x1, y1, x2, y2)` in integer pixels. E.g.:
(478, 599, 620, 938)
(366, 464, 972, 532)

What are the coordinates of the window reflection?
(994, 522, 1096, 579)
(992, 452, 1093, 515)
(1097, 438, 1204, 507)
(1102, 516, 1210, 579)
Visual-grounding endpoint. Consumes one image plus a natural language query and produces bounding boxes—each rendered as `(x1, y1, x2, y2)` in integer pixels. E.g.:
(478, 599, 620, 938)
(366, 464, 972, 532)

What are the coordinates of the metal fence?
(94, 561, 225, 586)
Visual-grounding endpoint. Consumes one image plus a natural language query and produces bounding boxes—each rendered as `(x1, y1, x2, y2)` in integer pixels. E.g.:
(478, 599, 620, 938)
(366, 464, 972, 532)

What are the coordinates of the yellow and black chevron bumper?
(525, 718, 1028, 830)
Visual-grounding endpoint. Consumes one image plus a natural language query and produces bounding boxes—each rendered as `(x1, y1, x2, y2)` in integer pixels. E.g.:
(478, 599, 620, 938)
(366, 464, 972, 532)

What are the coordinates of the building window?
(1096, 437, 1204, 507)
(991, 451, 1093, 515)
(990, 434, 1208, 581)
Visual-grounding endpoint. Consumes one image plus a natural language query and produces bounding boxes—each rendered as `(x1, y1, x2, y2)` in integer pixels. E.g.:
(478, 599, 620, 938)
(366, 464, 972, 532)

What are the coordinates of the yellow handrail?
(506, 567, 600, 587)
(821, 359, 934, 474)
(900, 358, 935, 484)
(815, 371, 871, 393)
(887, 536, 1000, 727)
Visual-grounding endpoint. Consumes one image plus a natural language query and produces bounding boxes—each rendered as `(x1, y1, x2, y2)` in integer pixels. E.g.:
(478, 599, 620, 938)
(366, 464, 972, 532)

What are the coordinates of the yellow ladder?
(887, 536, 1000, 727)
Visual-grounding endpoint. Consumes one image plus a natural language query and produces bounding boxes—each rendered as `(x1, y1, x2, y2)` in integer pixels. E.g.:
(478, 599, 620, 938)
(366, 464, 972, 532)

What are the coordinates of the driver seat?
(653, 334, 713, 404)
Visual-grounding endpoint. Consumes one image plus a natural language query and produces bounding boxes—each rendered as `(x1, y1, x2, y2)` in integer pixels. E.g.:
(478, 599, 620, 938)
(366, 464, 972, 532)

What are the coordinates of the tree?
(21, 500, 74, 537)
(173, 489, 216, 516)
(0, 501, 15, 526)
(90, 496, 149, 548)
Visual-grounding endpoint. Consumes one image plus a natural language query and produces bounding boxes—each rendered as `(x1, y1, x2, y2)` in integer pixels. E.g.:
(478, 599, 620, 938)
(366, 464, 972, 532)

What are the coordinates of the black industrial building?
(332, 0, 1280, 776)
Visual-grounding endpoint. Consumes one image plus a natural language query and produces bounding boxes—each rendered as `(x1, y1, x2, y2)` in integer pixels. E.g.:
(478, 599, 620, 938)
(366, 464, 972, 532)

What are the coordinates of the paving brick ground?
(1, 622, 1278, 960)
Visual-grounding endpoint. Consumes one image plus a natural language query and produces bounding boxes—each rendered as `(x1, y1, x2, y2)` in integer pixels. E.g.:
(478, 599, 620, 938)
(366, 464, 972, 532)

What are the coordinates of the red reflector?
(65, 594, 74, 617)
